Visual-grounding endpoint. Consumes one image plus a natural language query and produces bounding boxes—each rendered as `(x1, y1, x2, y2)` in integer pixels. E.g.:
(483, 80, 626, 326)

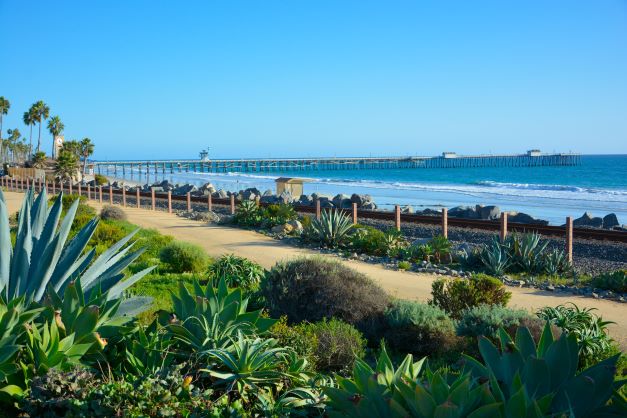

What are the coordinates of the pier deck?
(91, 152, 581, 178)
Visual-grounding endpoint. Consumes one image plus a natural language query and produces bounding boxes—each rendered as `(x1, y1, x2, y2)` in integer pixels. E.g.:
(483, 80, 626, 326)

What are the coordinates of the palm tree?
(0, 96, 10, 163)
(23, 107, 36, 157)
(6, 128, 20, 163)
(79, 137, 94, 174)
(47, 115, 64, 158)
(54, 150, 79, 181)
(61, 139, 81, 159)
(32, 100, 50, 154)
(31, 151, 47, 169)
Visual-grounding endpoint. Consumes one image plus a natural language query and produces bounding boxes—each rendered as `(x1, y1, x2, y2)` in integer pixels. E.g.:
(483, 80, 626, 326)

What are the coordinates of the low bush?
(350, 225, 386, 255)
(430, 273, 511, 319)
(270, 316, 318, 366)
(592, 270, 627, 293)
(397, 261, 411, 270)
(456, 304, 532, 339)
(233, 200, 262, 227)
(429, 235, 451, 263)
(304, 209, 353, 248)
(261, 203, 297, 227)
(94, 173, 108, 185)
(100, 204, 127, 221)
(209, 254, 265, 290)
(159, 241, 211, 273)
(300, 318, 366, 374)
(383, 300, 458, 357)
(262, 257, 389, 340)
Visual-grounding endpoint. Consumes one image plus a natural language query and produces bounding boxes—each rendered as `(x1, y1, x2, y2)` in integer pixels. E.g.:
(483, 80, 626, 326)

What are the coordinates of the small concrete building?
(275, 177, 310, 196)
(527, 149, 542, 157)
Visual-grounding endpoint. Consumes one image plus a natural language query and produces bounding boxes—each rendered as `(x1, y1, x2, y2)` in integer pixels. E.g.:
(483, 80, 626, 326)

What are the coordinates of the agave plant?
(209, 254, 265, 290)
(463, 324, 625, 417)
(480, 238, 511, 276)
(165, 278, 277, 352)
(203, 332, 289, 397)
(324, 346, 499, 417)
(429, 235, 451, 264)
(542, 248, 571, 276)
(234, 200, 262, 227)
(0, 189, 154, 313)
(507, 232, 547, 274)
(124, 320, 174, 376)
(305, 209, 353, 248)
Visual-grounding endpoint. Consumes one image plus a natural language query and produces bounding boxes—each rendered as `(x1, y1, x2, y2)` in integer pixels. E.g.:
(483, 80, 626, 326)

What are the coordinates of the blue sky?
(1, 0, 626, 159)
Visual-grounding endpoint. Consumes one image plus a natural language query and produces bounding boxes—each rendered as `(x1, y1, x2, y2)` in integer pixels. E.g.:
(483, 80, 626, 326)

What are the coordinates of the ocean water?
(112, 155, 627, 226)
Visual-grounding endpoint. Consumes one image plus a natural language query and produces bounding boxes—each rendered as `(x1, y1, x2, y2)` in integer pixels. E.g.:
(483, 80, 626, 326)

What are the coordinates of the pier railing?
(2, 177, 626, 267)
(90, 152, 581, 178)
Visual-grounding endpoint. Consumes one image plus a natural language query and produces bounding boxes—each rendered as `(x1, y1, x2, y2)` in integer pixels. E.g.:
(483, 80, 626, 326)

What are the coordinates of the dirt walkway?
(3, 191, 626, 348)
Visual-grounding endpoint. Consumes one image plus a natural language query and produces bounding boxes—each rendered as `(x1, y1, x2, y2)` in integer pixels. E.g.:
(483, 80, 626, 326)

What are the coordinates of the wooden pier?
(91, 151, 581, 179)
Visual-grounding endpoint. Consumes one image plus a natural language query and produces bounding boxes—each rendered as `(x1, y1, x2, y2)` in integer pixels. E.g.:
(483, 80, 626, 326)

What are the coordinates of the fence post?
(122, 187, 127, 206)
(69, 181, 73, 195)
(565, 216, 573, 263)
(441, 208, 448, 238)
(352, 203, 358, 225)
(315, 200, 321, 220)
(52, 180, 56, 195)
(151, 189, 156, 211)
(187, 192, 191, 212)
(168, 191, 172, 213)
(99, 186, 103, 203)
(136, 188, 140, 208)
(230, 194, 235, 215)
(208, 194, 212, 212)
(109, 185, 113, 204)
(87, 184, 91, 200)
(500, 212, 508, 242)
(395, 205, 401, 231)
(78, 183, 82, 197)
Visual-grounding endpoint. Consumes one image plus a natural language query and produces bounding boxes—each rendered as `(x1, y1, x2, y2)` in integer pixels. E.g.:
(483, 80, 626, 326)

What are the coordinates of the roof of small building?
(275, 177, 312, 183)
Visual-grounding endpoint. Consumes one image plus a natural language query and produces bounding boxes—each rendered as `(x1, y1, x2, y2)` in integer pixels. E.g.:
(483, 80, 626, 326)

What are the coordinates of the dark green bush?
(209, 254, 265, 290)
(262, 257, 390, 340)
(430, 273, 511, 319)
(270, 316, 319, 365)
(591, 270, 627, 293)
(383, 300, 458, 357)
(456, 304, 532, 339)
(159, 241, 211, 273)
(261, 203, 297, 227)
(300, 318, 366, 374)
(100, 204, 127, 221)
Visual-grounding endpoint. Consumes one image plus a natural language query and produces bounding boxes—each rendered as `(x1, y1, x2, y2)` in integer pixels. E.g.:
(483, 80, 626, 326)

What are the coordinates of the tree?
(61, 139, 81, 159)
(47, 115, 64, 158)
(54, 150, 79, 181)
(0, 96, 10, 162)
(79, 137, 94, 174)
(6, 128, 23, 163)
(31, 151, 47, 168)
(23, 107, 36, 157)
(32, 100, 50, 154)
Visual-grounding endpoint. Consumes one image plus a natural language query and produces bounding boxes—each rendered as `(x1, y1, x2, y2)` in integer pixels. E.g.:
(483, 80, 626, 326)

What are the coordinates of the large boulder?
(361, 201, 377, 210)
(416, 208, 440, 216)
(449, 206, 479, 219)
(213, 189, 229, 199)
(173, 184, 197, 195)
(602, 213, 620, 229)
(350, 193, 372, 206)
(573, 212, 603, 228)
(262, 189, 274, 197)
(401, 205, 414, 214)
(332, 194, 352, 209)
(241, 188, 258, 201)
(507, 212, 549, 226)
(260, 195, 279, 204)
(277, 191, 295, 204)
(477, 205, 500, 220)
(298, 194, 313, 206)
(199, 182, 216, 195)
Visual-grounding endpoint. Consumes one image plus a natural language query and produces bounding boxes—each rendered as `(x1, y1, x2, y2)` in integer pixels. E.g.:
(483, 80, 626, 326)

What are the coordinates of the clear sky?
(1, 0, 626, 160)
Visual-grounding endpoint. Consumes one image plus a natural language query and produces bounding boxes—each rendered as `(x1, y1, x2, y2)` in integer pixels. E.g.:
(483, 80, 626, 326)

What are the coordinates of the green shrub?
(592, 270, 627, 293)
(261, 203, 297, 227)
(233, 200, 262, 227)
(94, 173, 108, 185)
(262, 257, 389, 340)
(209, 254, 265, 290)
(89, 222, 128, 254)
(537, 303, 616, 368)
(350, 225, 386, 255)
(300, 318, 366, 374)
(383, 300, 457, 357)
(159, 241, 211, 273)
(304, 209, 353, 248)
(456, 304, 532, 339)
(100, 204, 127, 221)
(428, 235, 451, 263)
(397, 261, 411, 270)
(270, 316, 318, 366)
(430, 273, 511, 319)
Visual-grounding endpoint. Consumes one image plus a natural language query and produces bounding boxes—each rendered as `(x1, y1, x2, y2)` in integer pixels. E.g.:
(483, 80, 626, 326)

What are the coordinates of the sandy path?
(3, 191, 626, 348)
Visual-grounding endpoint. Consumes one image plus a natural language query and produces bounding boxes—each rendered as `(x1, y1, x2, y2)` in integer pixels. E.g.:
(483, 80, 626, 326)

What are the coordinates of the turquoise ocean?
(114, 155, 627, 226)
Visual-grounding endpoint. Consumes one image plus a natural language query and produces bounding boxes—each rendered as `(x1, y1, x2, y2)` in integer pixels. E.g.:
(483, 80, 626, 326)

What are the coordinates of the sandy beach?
(4, 190, 626, 349)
